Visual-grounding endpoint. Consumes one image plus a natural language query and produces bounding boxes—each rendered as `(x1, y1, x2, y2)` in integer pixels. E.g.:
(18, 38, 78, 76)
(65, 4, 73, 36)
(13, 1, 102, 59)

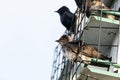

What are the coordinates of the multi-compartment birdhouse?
(51, 0, 120, 80)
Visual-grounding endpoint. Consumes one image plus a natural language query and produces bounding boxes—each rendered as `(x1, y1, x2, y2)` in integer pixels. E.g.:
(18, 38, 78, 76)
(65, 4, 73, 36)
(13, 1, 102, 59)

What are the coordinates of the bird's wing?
(68, 41, 79, 45)
(68, 40, 84, 46)
(64, 11, 76, 20)
(65, 43, 78, 54)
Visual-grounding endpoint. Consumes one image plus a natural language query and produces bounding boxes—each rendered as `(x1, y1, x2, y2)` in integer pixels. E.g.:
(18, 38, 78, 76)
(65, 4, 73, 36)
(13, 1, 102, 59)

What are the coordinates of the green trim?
(88, 67, 120, 78)
(93, 16, 120, 25)
(91, 58, 120, 68)
(112, 64, 120, 68)
(98, 9, 120, 16)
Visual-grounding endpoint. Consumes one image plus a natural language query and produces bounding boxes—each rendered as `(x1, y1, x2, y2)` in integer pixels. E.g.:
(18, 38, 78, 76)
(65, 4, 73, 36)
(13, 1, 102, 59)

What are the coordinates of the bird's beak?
(54, 10, 58, 13)
(55, 40, 59, 42)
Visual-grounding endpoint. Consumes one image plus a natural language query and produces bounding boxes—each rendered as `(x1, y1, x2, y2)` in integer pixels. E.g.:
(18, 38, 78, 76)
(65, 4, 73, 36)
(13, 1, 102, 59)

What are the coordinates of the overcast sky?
(0, 0, 76, 80)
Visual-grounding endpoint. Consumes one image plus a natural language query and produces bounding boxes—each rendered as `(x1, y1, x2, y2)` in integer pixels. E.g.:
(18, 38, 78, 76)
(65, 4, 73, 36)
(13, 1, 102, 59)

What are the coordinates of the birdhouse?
(51, 0, 120, 80)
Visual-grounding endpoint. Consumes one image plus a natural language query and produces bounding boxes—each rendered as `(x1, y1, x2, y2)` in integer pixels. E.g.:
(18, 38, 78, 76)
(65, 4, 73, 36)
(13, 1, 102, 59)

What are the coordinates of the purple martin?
(90, 0, 115, 19)
(56, 35, 111, 61)
(55, 6, 77, 33)
(74, 0, 92, 17)
(55, 35, 91, 61)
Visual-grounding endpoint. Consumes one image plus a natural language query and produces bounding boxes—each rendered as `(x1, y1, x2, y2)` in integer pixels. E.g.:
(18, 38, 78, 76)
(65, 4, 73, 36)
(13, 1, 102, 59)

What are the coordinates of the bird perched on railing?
(90, 0, 109, 11)
(55, 34, 91, 61)
(55, 6, 77, 34)
(82, 45, 110, 60)
(90, 0, 115, 19)
(56, 34, 110, 62)
(74, 0, 115, 19)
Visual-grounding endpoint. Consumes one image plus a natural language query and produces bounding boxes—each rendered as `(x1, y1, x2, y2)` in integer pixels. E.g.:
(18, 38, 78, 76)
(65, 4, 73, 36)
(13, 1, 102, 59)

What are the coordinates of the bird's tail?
(100, 54, 112, 61)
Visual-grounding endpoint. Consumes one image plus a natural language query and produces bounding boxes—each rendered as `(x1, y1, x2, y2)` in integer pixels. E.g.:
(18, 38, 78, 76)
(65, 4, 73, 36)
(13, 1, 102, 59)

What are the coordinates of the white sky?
(0, 0, 76, 80)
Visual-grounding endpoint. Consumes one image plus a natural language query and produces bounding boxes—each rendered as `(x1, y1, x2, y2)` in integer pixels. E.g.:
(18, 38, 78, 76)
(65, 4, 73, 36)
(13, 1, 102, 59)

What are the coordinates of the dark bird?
(74, 0, 92, 10)
(56, 35, 110, 61)
(74, 0, 92, 17)
(55, 6, 76, 33)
